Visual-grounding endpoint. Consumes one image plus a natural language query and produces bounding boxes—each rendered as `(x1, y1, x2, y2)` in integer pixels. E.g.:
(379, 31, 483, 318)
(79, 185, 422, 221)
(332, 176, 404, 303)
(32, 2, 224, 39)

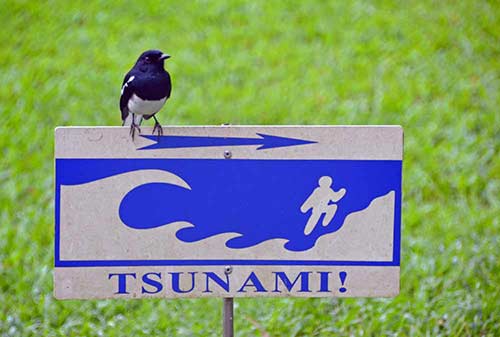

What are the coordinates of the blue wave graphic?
(56, 159, 401, 251)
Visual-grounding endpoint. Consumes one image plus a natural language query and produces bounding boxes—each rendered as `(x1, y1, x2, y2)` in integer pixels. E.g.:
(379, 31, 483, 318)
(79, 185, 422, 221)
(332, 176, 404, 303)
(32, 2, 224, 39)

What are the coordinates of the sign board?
(54, 126, 403, 299)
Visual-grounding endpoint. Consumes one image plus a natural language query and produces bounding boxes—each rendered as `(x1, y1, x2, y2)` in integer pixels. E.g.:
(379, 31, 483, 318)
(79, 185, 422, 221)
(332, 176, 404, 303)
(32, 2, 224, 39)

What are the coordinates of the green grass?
(1, 0, 499, 336)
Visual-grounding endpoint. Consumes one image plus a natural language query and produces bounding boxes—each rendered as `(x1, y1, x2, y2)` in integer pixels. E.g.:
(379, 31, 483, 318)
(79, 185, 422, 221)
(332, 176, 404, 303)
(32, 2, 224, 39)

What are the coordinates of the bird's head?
(135, 49, 171, 70)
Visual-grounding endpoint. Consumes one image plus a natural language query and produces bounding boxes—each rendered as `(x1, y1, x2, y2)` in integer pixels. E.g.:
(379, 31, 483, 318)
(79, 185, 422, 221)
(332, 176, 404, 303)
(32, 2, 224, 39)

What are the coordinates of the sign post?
(223, 297, 234, 337)
(54, 126, 402, 331)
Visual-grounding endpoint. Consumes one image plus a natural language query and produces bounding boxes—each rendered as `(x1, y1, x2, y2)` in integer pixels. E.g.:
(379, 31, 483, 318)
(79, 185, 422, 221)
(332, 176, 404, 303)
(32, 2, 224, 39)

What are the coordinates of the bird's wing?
(165, 71, 172, 98)
(120, 73, 136, 123)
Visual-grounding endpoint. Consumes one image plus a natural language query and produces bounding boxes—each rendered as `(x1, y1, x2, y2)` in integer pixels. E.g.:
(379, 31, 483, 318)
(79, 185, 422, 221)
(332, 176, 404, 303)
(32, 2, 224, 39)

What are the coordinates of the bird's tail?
(122, 113, 143, 126)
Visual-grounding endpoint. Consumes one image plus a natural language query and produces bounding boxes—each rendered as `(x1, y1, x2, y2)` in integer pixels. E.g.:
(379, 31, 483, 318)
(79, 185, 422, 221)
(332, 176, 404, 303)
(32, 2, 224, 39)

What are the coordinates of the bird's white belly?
(128, 94, 166, 116)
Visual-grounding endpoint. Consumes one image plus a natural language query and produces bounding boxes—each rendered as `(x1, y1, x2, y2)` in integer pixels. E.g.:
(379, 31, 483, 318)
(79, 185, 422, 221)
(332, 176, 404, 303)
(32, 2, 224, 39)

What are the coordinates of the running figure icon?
(300, 176, 347, 235)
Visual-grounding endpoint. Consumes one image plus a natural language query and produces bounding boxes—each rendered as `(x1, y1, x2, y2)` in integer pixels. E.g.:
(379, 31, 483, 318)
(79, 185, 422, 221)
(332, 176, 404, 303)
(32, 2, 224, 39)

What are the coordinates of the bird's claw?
(129, 123, 141, 140)
(153, 122, 163, 138)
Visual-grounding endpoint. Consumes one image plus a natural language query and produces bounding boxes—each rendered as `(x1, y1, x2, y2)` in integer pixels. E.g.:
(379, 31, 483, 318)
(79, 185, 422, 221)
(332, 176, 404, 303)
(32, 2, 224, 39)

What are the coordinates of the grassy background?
(1, 0, 499, 336)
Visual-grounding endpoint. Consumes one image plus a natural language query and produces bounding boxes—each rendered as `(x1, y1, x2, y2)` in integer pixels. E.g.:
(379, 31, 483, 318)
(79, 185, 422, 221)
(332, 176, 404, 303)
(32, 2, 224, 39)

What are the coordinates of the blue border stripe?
(55, 259, 398, 267)
(54, 162, 60, 265)
(392, 161, 402, 265)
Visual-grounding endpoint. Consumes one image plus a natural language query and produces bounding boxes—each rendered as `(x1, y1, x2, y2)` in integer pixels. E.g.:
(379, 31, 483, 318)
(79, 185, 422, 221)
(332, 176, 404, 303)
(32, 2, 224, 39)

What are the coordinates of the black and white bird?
(120, 49, 172, 138)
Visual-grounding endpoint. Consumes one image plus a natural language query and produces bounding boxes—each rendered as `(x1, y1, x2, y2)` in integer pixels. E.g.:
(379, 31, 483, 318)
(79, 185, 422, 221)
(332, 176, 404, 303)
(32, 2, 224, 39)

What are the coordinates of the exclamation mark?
(339, 271, 347, 293)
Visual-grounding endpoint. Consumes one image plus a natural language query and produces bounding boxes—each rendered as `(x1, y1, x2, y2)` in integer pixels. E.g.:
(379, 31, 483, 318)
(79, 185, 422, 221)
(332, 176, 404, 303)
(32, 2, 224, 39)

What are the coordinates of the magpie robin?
(120, 49, 172, 138)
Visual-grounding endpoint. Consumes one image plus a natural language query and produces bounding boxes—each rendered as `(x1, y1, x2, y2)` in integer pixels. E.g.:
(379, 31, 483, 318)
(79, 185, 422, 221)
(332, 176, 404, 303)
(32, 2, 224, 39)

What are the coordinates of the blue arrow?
(138, 133, 317, 150)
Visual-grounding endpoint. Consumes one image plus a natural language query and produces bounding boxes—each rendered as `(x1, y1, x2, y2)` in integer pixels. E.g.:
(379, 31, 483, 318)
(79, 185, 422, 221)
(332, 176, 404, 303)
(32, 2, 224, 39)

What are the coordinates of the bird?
(120, 49, 172, 139)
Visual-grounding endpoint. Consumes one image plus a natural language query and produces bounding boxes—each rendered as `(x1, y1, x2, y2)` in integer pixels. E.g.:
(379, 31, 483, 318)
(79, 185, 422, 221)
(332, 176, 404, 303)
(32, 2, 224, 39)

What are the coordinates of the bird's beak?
(160, 53, 171, 60)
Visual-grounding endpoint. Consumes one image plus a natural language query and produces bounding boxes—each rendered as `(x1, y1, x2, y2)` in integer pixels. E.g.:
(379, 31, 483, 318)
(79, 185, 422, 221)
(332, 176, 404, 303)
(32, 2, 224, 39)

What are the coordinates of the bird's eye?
(144, 56, 151, 63)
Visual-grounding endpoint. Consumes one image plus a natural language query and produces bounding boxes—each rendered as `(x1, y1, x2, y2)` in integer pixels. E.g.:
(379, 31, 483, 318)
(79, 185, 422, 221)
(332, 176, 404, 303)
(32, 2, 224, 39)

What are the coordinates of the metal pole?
(223, 297, 234, 337)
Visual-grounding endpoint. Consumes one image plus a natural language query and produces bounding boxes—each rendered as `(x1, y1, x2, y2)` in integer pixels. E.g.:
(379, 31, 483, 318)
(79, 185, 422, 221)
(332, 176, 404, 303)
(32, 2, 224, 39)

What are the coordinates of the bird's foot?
(129, 123, 141, 140)
(152, 121, 163, 138)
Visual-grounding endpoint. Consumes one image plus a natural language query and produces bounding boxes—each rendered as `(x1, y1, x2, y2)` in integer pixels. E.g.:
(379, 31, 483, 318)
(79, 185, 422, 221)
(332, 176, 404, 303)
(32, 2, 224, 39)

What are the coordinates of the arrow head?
(256, 133, 317, 150)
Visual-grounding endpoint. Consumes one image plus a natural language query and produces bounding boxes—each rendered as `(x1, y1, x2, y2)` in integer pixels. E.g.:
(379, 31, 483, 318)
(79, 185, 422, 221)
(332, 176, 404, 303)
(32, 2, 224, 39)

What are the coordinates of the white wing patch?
(121, 75, 135, 95)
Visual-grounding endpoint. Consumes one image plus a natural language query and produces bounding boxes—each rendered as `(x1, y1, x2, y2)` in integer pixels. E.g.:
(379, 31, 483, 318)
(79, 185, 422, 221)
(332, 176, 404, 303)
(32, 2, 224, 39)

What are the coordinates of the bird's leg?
(129, 114, 141, 140)
(152, 116, 163, 137)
